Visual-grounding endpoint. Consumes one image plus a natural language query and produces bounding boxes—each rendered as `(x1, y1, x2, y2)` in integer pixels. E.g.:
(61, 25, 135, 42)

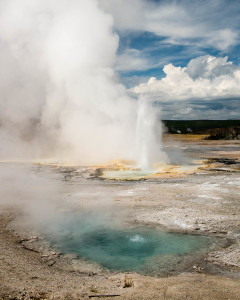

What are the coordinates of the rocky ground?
(0, 136, 240, 299)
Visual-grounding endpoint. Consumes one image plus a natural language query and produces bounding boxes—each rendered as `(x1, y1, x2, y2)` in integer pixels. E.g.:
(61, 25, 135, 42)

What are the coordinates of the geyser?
(0, 0, 169, 170)
(136, 95, 167, 170)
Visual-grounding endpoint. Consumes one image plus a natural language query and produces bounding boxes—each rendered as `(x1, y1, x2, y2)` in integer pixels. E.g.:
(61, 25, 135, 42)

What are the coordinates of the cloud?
(132, 55, 240, 101)
(115, 49, 150, 71)
(159, 99, 240, 120)
(99, 0, 146, 32)
(132, 55, 240, 119)
(115, 48, 169, 72)
(100, 0, 239, 51)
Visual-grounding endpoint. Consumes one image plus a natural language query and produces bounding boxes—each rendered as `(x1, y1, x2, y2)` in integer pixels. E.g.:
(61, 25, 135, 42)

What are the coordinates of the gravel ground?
(0, 136, 240, 299)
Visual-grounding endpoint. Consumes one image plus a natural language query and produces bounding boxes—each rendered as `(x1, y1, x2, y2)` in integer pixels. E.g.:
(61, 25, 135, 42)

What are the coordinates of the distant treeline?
(162, 120, 240, 134)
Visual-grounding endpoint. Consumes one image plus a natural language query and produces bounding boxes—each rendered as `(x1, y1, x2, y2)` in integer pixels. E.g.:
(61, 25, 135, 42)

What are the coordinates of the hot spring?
(45, 211, 212, 275)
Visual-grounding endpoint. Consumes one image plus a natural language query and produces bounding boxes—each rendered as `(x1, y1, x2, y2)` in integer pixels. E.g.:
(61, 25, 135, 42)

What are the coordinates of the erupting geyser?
(0, 0, 168, 169)
(136, 95, 167, 170)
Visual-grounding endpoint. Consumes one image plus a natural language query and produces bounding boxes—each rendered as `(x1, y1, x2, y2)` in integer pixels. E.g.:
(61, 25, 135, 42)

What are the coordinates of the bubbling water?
(46, 211, 212, 274)
(130, 234, 145, 243)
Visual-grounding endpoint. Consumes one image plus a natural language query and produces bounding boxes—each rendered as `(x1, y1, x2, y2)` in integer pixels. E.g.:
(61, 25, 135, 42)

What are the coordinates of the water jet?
(136, 95, 167, 171)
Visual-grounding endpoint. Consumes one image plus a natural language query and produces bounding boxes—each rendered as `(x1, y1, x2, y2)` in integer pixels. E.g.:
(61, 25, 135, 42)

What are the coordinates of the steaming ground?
(0, 136, 240, 299)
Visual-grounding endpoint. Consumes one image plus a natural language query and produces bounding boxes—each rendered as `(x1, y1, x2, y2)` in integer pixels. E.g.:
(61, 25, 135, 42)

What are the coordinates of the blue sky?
(117, 31, 240, 87)
(100, 0, 240, 119)
(111, 0, 240, 81)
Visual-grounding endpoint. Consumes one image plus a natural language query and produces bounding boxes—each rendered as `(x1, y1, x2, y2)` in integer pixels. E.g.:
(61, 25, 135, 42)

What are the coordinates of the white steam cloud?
(0, 0, 136, 164)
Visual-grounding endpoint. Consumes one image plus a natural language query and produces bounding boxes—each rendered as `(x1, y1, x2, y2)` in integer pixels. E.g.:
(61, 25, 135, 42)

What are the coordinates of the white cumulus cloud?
(132, 55, 240, 102)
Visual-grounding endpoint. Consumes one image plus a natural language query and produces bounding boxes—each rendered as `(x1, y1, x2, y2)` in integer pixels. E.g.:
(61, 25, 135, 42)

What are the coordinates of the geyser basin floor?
(101, 169, 156, 180)
(46, 213, 212, 274)
(98, 160, 207, 181)
(1, 136, 240, 299)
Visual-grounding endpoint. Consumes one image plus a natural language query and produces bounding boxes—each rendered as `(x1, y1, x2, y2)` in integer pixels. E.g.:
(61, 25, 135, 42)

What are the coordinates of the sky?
(100, 0, 240, 119)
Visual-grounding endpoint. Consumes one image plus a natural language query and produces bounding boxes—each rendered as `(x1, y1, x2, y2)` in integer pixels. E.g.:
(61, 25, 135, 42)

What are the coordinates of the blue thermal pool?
(46, 213, 212, 274)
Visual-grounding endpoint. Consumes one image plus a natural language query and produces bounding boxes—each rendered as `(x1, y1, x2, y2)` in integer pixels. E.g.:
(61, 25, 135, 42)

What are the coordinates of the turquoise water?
(47, 213, 212, 273)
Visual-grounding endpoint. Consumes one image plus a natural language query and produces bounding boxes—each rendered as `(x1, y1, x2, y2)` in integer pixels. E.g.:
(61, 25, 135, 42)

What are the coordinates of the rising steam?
(0, 0, 137, 164)
(0, 1, 169, 239)
(136, 95, 167, 170)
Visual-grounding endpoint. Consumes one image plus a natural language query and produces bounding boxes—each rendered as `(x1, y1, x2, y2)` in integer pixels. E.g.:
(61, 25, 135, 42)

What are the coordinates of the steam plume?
(0, 0, 136, 164)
